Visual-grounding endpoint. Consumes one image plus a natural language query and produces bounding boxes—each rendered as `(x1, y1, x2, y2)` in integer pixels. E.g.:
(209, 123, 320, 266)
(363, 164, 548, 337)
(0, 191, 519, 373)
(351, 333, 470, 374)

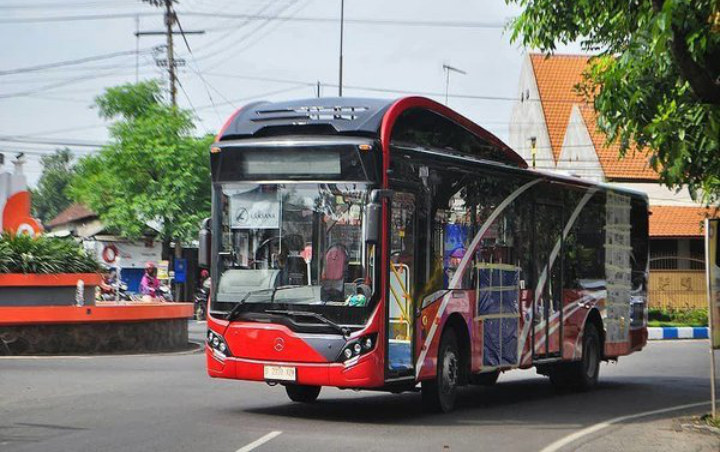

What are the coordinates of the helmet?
(200, 269, 209, 279)
(145, 261, 156, 270)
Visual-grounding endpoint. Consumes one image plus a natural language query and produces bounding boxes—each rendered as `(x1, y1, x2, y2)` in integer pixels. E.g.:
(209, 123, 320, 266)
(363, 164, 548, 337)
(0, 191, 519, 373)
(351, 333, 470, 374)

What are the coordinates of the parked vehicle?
(97, 281, 131, 302)
(156, 283, 172, 302)
(194, 284, 209, 320)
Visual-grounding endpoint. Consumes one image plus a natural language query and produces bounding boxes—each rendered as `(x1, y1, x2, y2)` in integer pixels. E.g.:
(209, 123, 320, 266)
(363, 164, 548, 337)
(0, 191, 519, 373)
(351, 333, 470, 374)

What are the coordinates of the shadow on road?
(237, 375, 707, 427)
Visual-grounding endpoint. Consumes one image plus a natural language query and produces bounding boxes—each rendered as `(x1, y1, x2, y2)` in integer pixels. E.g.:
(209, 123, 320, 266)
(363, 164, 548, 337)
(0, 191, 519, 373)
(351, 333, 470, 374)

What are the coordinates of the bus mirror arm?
(199, 217, 211, 268)
(364, 189, 393, 244)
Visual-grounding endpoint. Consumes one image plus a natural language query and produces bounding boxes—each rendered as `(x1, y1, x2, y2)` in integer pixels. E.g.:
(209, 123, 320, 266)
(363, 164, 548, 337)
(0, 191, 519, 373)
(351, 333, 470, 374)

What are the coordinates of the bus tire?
(285, 384, 321, 403)
(471, 370, 500, 386)
(550, 323, 601, 391)
(421, 329, 459, 413)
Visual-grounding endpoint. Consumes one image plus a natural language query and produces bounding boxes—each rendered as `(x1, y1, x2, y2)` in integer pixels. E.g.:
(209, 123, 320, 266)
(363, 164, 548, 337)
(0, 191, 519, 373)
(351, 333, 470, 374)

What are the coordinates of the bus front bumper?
(206, 345, 385, 388)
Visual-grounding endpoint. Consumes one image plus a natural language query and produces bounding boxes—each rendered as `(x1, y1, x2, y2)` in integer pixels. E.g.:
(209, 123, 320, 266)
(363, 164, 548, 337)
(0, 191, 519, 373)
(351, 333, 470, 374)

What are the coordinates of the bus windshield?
(214, 182, 374, 313)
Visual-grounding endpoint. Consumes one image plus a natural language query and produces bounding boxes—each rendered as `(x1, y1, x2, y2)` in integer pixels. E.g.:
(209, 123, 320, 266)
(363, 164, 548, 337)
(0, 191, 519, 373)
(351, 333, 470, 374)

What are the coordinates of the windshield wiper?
(225, 286, 304, 321)
(226, 288, 274, 321)
(265, 309, 351, 338)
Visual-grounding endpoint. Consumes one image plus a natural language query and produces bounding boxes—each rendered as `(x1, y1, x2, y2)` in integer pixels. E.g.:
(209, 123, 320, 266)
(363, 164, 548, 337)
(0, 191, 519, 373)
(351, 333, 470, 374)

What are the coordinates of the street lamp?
(442, 64, 466, 105)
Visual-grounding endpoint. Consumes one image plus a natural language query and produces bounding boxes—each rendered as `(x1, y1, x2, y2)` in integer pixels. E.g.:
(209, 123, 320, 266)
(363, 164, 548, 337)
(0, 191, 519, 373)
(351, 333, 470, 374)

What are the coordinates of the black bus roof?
(214, 96, 528, 168)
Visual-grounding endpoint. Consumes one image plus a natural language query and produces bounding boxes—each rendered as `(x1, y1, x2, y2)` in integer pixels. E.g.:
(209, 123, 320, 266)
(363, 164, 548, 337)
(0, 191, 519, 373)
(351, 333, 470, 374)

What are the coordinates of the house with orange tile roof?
(509, 53, 718, 309)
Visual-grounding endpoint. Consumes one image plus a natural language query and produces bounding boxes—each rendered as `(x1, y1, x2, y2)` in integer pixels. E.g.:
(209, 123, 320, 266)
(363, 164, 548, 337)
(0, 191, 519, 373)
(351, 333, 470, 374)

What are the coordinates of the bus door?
(386, 191, 416, 378)
(532, 201, 563, 360)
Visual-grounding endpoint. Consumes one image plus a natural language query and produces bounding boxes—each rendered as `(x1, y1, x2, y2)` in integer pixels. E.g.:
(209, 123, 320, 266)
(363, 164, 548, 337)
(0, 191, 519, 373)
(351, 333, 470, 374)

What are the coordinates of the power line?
(174, 14, 225, 122)
(0, 1, 140, 10)
(188, 0, 299, 65)
(2, 124, 107, 139)
(204, 72, 581, 104)
(199, 0, 309, 69)
(0, 49, 152, 76)
(0, 136, 104, 148)
(0, 12, 160, 24)
(184, 12, 507, 29)
(0, 66, 149, 99)
(0, 11, 507, 29)
(194, 84, 310, 110)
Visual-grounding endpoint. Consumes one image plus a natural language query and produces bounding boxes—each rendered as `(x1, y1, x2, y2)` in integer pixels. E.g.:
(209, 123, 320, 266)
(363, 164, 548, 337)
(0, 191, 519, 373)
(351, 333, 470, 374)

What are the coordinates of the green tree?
(32, 148, 76, 224)
(507, 0, 720, 204)
(70, 80, 214, 253)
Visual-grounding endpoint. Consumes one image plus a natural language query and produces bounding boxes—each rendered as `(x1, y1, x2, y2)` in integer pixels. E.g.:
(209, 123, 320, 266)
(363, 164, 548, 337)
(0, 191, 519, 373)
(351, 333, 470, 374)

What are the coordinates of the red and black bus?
(201, 96, 648, 412)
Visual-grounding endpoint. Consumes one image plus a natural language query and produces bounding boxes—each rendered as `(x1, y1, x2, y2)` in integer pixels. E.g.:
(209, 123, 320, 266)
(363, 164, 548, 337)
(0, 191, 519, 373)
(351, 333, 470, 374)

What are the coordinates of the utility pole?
(135, 15, 140, 83)
(135, 3, 203, 105)
(338, 0, 344, 97)
(164, 0, 177, 106)
(442, 63, 466, 106)
(317, 81, 321, 98)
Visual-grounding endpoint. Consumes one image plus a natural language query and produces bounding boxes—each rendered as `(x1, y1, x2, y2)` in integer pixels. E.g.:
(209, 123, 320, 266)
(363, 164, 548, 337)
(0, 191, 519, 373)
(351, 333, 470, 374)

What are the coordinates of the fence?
(648, 270, 707, 310)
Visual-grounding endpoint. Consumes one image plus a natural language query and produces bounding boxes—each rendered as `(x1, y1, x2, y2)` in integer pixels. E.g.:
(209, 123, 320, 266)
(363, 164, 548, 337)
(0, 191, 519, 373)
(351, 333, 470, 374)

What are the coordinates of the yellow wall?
(648, 270, 707, 310)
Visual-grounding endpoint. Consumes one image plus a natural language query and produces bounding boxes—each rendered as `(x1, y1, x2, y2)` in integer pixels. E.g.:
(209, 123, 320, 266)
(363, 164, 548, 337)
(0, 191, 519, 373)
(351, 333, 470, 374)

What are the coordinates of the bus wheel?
(550, 323, 601, 391)
(471, 370, 500, 386)
(285, 384, 321, 403)
(422, 329, 459, 413)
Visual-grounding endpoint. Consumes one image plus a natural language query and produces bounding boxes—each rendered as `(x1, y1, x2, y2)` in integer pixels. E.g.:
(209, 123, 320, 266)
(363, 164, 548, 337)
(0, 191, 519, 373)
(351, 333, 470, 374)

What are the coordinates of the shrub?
(648, 307, 708, 327)
(0, 233, 100, 274)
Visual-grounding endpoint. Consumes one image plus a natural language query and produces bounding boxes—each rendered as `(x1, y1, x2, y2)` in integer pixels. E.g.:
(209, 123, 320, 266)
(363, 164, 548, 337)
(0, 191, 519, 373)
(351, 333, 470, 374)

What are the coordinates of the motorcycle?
(98, 281, 131, 302)
(193, 278, 210, 320)
(156, 283, 172, 302)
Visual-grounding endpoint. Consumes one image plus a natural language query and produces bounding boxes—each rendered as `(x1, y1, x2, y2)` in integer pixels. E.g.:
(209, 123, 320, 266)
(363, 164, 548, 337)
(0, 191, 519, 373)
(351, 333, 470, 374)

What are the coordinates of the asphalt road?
(0, 323, 716, 452)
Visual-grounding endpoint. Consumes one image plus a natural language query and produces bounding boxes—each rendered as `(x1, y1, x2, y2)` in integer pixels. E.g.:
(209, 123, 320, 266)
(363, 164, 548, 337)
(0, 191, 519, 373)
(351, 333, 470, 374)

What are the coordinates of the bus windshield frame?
(209, 138, 381, 328)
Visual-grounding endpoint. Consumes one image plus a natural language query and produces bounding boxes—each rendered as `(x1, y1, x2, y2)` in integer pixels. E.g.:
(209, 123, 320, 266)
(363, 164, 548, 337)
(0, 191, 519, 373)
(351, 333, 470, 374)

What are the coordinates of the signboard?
(174, 258, 187, 283)
(229, 191, 280, 230)
(96, 240, 161, 269)
(707, 219, 720, 349)
(157, 260, 169, 280)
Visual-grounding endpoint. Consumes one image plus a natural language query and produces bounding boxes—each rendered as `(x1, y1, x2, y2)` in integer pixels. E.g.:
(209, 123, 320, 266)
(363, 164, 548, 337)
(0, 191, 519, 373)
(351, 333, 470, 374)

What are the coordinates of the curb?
(647, 327, 708, 340)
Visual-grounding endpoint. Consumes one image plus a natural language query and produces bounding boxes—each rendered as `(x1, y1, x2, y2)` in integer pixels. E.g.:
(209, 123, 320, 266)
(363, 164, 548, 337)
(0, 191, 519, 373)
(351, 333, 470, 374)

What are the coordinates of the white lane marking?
(414, 179, 542, 378)
(539, 401, 708, 452)
(235, 431, 282, 452)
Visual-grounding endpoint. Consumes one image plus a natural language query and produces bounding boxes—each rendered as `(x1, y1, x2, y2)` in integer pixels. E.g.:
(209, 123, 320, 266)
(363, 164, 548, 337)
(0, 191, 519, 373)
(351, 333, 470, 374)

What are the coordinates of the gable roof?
(577, 106, 657, 180)
(529, 53, 588, 162)
(529, 53, 659, 180)
(47, 203, 96, 228)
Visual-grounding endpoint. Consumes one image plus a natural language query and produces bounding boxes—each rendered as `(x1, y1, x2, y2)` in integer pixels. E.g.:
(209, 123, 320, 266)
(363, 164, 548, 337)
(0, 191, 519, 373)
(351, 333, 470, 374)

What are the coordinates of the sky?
(0, 0, 582, 186)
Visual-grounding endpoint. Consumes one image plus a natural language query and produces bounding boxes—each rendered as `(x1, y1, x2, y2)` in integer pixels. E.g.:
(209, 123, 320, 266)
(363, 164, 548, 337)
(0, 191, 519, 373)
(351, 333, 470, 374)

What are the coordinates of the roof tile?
(649, 206, 720, 237)
(47, 203, 96, 228)
(529, 53, 659, 180)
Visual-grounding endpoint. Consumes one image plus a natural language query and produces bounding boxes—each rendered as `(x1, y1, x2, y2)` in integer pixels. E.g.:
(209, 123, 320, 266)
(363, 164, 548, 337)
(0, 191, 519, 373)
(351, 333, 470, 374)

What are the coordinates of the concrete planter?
(0, 273, 101, 307)
(0, 303, 194, 355)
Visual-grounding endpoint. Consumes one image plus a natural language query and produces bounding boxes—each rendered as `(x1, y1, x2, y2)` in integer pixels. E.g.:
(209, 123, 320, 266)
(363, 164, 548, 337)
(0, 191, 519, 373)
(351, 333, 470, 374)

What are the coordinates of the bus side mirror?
(364, 189, 393, 244)
(199, 217, 211, 268)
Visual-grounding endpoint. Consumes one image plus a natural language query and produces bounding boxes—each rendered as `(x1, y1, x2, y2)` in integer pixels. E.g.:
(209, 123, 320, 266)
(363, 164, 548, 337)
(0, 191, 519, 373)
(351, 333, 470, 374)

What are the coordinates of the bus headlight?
(337, 333, 377, 362)
(207, 330, 231, 358)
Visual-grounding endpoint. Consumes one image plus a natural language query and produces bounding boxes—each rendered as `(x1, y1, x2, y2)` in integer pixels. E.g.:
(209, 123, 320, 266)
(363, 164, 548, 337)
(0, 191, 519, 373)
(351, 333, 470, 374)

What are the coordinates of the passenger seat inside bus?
(320, 244, 348, 301)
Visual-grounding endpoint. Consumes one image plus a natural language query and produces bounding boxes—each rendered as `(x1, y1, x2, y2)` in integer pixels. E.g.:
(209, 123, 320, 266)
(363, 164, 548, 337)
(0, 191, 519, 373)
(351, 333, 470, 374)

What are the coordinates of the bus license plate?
(264, 365, 296, 382)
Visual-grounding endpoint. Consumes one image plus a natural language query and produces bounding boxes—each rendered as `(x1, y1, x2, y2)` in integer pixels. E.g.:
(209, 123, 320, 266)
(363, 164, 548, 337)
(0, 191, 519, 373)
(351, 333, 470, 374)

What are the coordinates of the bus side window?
(431, 188, 474, 290)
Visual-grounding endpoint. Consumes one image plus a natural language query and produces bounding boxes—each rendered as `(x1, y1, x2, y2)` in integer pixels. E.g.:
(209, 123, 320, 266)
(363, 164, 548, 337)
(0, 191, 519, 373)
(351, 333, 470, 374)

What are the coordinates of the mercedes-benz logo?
(274, 337, 285, 352)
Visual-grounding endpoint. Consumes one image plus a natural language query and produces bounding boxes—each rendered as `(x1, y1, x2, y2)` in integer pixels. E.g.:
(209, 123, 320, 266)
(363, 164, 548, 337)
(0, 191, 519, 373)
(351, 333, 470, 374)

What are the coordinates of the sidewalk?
(569, 415, 719, 452)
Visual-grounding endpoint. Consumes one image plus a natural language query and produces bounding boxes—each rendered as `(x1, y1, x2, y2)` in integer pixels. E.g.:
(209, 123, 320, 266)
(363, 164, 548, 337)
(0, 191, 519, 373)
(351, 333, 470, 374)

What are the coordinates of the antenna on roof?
(442, 64, 467, 106)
